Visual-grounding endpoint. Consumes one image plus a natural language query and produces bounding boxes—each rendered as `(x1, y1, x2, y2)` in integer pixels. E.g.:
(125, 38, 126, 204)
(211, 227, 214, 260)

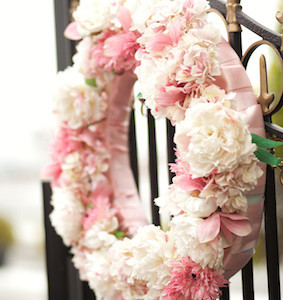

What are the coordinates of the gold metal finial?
(257, 54, 275, 113)
(226, 0, 242, 33)
(276, 11, 283, 52)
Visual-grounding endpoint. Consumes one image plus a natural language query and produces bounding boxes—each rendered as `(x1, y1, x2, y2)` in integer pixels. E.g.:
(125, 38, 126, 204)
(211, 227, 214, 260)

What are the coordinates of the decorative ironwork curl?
(241, 40, 283, 117)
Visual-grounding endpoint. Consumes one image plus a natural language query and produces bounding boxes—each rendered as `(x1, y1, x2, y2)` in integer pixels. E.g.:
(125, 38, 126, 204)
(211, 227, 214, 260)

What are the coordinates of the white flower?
(124, 0, 164, 33)
(156, 185, 217, 217)
(83, 250, 121, 299)
(50, 187, 84, 246)
(190, 84, 236, 109)
(61, 151, 84, 186)
(201, 157, 263, 213)
(73, 0, 114, 35)
(71, 246, 88, 281)
(128, 225, 175, 295)
(110, 238, 148, 299)
(53, 67, 106, 129)
(169, 214, 224, 270)
(73, 37, 114, 83)
(175, 102, 257, 178)
(80, 216, 118, 250)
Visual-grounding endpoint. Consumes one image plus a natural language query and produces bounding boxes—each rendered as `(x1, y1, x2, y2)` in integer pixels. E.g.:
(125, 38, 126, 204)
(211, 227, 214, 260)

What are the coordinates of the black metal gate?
(43, 0, 283, 299)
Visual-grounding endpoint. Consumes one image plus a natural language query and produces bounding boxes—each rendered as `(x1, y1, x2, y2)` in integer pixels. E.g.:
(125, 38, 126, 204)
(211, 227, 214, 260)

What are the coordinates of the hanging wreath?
(44, 0, 283, 299)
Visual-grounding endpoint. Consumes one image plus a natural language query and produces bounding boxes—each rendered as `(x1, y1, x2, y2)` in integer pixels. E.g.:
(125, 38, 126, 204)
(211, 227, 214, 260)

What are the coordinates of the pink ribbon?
(106, 72, 148, 236)
(215, 39, 266, 279)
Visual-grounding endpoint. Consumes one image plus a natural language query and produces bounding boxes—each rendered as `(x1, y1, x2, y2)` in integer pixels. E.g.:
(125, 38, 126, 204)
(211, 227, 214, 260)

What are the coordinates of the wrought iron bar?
(241, 259, 255, 300)
(129, 108, 139, 190)
(53, 0, 75, 70)
(42, 181, 69, 300)
(166, 119, 176, 184)
(264, 165, 281, 300)
(220, 286, 230, 300)
(209, 0, 282, 48)
(82, 281, 96, 300)
(147, 110, 160, 226)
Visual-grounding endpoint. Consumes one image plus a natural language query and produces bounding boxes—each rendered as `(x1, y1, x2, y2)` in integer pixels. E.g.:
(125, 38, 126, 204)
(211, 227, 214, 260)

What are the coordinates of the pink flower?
(156, 85, 186, 107)
(170, 150, 206, 192)
(116, 7, 132, 31)
(104, 30, 140, 72)
(146, 21, 182, 52)
(49, 127, 82, 163)
(42, 163, 62, 186)
(164, 256, 228, 300)
(82, 184, 114, 231)
(197, 212, 252, 244)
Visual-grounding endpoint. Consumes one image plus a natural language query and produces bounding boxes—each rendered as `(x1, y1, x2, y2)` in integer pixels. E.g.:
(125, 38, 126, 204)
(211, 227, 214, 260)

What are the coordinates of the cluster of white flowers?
(73, 0, 117, 35)
(46, 0, 265, 299)
(53, 67, 107, 129)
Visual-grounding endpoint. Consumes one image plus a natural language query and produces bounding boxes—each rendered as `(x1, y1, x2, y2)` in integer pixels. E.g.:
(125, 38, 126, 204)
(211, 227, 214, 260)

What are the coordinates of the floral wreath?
(44, 0, 283, 299)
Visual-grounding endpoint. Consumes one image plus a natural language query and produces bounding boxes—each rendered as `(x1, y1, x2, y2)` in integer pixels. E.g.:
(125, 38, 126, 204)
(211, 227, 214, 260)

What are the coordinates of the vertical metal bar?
(82, 281, 96, 300)
(264, 165, 281, 300)
(241, 259, 255, 300)
(53, 0, 76, 70)
(147, 110, 160, 226)
(66, 255, 84, 300)
(220, 286, 230, 300)
(42, 181, 69, 300)
(228, 32, 242, 58)
(166, 119, 176, 184)
(129, 108, 139, 190)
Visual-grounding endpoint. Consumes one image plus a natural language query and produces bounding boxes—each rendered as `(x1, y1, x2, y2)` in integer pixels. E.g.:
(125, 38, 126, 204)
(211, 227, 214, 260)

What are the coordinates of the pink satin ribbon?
(107, 72, 148, 236)
(215, 39, 266, 279)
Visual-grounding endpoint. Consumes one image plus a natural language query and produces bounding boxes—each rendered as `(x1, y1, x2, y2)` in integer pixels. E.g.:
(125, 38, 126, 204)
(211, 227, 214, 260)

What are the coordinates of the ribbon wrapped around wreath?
(43, 0, 283, 299)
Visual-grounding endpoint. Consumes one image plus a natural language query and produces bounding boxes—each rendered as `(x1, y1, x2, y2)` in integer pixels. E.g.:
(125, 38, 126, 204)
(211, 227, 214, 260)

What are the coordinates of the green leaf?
(86, 203, 93, 209)
(251, 133, 283, 149)
(137, 92, 143, 99)
(254, 147, 282, 166)
(112, 70, 116, 75)
(85, 78, 97, 87)
(113, 231, 125, 239)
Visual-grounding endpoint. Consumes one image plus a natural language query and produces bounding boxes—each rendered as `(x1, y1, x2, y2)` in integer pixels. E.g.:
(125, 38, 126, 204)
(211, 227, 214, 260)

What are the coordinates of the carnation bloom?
(73, 0, 114, 35)
(164, 256, 228, 300)
(50, 187, 84, 246)
(175, 102, 257, 178)
(128, 225, 175, 295)
(53, 67, 107, 129)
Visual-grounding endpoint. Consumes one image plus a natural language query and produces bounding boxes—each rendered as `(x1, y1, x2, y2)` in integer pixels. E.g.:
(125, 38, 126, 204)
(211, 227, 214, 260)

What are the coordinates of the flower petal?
(64, 22, 82, 40)
(197, 213, 220, 243)
(147, 33, 173, 51)
(169, 21, 182, 45)
(117, 7, 132, 31)
(221, 216, 252, 237)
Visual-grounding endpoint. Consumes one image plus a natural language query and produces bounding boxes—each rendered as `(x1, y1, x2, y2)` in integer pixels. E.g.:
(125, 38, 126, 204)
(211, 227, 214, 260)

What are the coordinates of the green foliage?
(251, 133, 283, 149)
(112, 231, 126, 239)
(85, 78, 97, 87)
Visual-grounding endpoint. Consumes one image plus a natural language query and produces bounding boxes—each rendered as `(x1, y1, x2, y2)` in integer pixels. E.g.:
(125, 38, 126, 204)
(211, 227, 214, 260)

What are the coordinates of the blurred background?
(0, 0, 282, 299)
